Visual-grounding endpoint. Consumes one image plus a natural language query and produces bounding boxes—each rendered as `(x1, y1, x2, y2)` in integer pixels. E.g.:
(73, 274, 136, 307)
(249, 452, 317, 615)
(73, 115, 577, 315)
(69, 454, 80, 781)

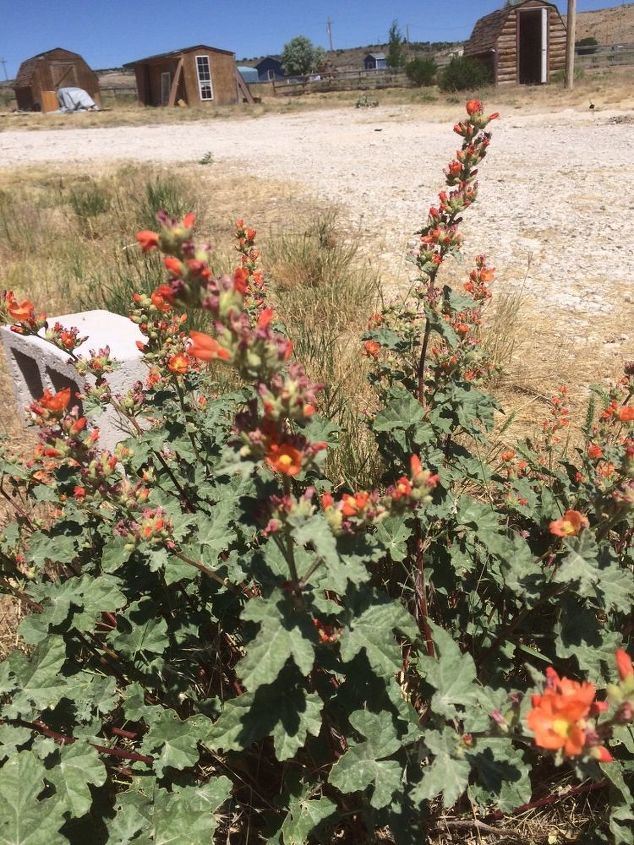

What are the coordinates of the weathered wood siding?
(14, 48, 101, 111)
(465, 1, 566, 87)
(131, 49, 238, 107)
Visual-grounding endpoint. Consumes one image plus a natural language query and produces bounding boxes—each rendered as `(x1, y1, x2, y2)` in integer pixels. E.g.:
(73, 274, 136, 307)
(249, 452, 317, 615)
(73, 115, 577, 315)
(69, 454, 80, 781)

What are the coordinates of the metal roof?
(123, 44, 234, 67)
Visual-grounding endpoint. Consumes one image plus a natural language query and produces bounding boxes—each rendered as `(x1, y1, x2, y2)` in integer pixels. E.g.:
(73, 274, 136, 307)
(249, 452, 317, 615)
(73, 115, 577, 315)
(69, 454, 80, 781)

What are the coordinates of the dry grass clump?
(267, 212, 384, 489)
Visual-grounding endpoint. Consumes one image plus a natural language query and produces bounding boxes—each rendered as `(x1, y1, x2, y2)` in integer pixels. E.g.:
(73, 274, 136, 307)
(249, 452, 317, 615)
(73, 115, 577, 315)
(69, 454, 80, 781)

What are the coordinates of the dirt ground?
(1, 100, 633, 392)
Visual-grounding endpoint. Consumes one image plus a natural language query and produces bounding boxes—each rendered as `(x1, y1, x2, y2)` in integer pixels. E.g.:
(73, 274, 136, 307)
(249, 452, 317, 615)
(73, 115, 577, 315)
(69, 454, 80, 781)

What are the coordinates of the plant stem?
(414, 522, 435, 657)
(171, 548, 254, 598)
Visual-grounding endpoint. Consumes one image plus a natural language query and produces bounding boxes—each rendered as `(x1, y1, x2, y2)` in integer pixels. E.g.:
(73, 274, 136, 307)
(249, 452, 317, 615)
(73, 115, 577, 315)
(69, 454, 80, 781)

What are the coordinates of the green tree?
(387, 20, 406, 68)
(281, 36, 326, 77)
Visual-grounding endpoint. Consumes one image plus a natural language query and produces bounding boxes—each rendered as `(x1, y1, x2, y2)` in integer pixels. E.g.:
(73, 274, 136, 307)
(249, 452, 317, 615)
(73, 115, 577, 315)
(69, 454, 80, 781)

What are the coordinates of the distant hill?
(573, 2, 634, 44)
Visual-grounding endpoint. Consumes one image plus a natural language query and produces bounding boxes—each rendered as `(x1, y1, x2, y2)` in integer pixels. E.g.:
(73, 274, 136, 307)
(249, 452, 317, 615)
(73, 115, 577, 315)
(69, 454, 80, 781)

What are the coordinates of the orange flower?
(549, 510, 589, 537)
(233, 267, 249, 295)
(393, 476, 413, 499)
(164, 256, 183, 277)
(188, 331, 231, 362)
(167, 353, 190, 374)
(265, 442, 303, 476)
(587, 443, 603, 460)
(466, 99, 483, 115)
(151, 285, 174, 312)
(182, 212, 196, 229)
(38, 387, 71, 414)
(410, 454, 422, 477)
(136, 230, 159, 252)
(616, 649, 634, 681)
(321, 492, 334, 510)
(6, 293, 35, 323)
(527, 669, 596, 757)
(501, 449, 516, 462)
(257, 308, 274, 329)
(341, 491, 370, 518)
(364, 340, 381, 358)
(618, 406, 634, 423)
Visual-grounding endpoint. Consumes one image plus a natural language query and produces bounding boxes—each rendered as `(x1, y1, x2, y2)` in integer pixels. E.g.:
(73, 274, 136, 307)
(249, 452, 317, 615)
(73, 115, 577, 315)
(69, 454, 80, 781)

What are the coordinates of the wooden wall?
(132, 49, 238, 107)
(14, 49, 101, 110)
(496, 1, 567, 85)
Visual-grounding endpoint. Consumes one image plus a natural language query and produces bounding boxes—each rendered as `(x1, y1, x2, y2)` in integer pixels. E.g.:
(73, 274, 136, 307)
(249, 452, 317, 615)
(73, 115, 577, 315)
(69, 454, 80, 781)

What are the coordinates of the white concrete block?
(1, 310, 148, 450)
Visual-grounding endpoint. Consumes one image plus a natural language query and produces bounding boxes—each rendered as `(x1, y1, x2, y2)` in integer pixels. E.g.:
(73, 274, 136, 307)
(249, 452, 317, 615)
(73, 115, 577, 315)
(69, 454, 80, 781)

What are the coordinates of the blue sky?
(0, 0, 619, 78)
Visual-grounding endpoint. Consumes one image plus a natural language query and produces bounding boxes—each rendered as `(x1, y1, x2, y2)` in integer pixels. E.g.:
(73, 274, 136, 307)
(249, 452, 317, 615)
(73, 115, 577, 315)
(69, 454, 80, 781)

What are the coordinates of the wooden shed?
(13, 47, 101, 112)
(124, 44, 247, 107)
(464, 1, 567, 86)
(364, 52, 387, 71)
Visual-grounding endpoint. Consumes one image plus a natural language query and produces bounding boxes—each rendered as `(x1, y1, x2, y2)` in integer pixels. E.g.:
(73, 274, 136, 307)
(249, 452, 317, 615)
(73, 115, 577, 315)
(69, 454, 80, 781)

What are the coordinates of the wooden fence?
(576, 43, 634, 69)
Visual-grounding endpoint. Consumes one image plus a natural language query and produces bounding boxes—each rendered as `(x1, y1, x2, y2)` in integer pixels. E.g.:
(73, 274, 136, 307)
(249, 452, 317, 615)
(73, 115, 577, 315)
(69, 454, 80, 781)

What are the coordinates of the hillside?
(574, 2, 634, 44)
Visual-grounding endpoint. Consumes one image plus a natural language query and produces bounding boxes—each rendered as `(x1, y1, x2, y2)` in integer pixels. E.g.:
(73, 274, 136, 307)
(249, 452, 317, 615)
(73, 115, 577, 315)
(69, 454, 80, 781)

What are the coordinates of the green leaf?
(47, 742, 107, 817)
(115, 777, 232, 845)
(109, 599, 168, 658)
(0, 750, 66, 844)
(141, 711, 211, 777)
(329, 711, 403, 809)
(237, 594, 315, 690)
(553, 532, 599, 597)
(467, 738, 532, 812)
(5, 639, 68, 718)
(339, 592, 417, 677)
(208, 683, 323, 762)
(0, 725, 32, 761)
(418, 623, 479, 718)
(375, 515, 412, 563)
(412, 728, 470, 809)
(281, 793, 336, 845)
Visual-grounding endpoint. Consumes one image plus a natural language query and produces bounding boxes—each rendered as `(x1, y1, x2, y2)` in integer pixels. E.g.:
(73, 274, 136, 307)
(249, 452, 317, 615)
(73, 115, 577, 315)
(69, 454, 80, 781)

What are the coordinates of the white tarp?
(56, 87, 98, 112)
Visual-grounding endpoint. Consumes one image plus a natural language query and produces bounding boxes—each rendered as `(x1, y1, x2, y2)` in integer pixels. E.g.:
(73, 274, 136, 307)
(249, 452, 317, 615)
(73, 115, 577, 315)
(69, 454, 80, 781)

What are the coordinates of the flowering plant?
(0, 102, 632, 844)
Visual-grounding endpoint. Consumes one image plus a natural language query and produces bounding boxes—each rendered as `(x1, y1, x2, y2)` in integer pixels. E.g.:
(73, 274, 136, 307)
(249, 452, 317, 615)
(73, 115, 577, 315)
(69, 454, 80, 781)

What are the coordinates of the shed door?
(50, 62, 78, 88)
(160, 72, 171, 106)
(518, 9, 547, 84)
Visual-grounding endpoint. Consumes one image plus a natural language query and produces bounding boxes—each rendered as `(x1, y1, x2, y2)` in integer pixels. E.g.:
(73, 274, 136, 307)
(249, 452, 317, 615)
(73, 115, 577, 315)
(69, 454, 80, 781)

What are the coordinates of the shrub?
(439, 56, 492, 91)
(0, 102, 633, 844)
(405, 57, 437, 87)
(576, 36, 600, 55)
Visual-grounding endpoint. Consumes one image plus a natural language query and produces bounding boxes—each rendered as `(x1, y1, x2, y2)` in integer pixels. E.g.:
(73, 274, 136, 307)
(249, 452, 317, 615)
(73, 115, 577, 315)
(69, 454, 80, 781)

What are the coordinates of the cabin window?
(196, 55, 214, 100)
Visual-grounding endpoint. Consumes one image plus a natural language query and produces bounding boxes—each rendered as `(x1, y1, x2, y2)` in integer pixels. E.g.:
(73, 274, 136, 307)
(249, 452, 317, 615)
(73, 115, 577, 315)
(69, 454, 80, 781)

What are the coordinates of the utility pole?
(405, 24, 410, 43)
(565, 0, 576, 89)
(326, 17, 334, 51)
(0, 58, 8, 81)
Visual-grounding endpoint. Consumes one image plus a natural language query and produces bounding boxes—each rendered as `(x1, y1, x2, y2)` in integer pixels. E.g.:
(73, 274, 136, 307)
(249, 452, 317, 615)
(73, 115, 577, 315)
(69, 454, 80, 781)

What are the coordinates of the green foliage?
(405, 57, 437, 87)
(439, 56, 492, 91)
(281, 36, 326, 77)
(0, 102, 632, 844)
(387, 20, 406, 69)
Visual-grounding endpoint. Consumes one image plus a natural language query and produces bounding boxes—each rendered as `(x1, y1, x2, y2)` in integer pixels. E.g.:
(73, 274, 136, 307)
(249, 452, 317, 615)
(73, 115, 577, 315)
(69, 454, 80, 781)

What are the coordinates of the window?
(195, 55, 214, 101)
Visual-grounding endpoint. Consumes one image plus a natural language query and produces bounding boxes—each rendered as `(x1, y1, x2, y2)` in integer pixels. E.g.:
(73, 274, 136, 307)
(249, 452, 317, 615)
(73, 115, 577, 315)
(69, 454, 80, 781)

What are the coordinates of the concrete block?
(1, 310, 147, 450)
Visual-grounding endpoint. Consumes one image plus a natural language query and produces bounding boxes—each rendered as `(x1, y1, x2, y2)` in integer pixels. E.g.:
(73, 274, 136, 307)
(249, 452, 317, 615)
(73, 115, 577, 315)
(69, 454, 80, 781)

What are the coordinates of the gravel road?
(2, 106, 633, 326)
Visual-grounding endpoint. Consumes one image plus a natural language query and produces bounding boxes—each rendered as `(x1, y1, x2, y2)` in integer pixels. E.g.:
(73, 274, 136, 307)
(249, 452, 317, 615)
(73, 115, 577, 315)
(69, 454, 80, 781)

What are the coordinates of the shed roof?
(14, 47, 86, 89)
(124, 44, 234, 67)
(255, 55, 282, 66)
(365, 52, 386, 60)
(465, 1, 562, 55)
